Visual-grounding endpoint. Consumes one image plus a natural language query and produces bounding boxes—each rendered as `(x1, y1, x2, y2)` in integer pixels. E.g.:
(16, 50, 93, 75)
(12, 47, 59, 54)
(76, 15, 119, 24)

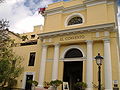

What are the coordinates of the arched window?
(64, 13, 84, 27)
(64, 48, 83, 58)
(68, 17, 83, 26)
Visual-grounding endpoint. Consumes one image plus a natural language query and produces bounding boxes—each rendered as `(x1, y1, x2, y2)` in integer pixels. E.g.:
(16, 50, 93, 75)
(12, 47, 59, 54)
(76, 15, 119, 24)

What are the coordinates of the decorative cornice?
(107, 1, 114, 5)
(42, 44, 48, 48)
(54, 43, 60, 47)
(45, 0, 114, 15)
(86, 40, 93, 44)
(38, 23, 115, 38)
(84, 0, 114, 7)
(103, 38, 110, 43)
(45, 5, 86, 15)
(85, 0, 107, 7)
(84, 0, 95, 3)
(45, 6, 64, 16)
(63, 4, 86, 14)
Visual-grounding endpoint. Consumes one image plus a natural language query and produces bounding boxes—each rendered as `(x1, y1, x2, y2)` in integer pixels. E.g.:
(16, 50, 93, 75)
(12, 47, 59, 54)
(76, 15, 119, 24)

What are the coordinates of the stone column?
(103, 39, 112, 90)
(86, 40, 93, 90)
(52, 44, 60, 80)
(38, 45, 48, 88)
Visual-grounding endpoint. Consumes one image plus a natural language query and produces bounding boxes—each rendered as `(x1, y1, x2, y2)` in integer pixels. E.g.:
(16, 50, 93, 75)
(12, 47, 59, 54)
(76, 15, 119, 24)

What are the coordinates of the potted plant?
(75, 82, 87, 90)
(92, 82, 105, 90)
(50, 80, 63, 90)
(44, 81, 50, 89)
(27, 80, 38, 90)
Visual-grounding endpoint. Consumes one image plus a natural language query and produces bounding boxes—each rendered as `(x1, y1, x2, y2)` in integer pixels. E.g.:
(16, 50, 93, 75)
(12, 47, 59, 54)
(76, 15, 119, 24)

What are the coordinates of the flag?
(38, 7, 46, 14)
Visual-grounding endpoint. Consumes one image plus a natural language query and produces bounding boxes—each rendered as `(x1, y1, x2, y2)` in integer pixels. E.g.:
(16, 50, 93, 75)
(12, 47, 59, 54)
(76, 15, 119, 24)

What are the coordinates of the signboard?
(60, 35, 85, 41)
(63, 82, 69, 90)
(113, 80, 118, 84)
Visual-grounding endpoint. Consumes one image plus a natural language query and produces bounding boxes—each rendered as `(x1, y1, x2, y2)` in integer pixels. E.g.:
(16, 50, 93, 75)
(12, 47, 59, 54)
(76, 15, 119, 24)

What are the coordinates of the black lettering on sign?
(60, 35, 85, 41)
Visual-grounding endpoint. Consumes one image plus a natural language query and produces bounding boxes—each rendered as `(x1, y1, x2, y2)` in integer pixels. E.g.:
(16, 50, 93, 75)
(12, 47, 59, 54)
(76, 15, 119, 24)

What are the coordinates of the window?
(64, 48, 83, 58)
(68, 17, 83, 25)
(28, 52, 36, 66)
(20, 40, 37, 46)
(31, 35, 35, 39)
(64, 13, 84, 27)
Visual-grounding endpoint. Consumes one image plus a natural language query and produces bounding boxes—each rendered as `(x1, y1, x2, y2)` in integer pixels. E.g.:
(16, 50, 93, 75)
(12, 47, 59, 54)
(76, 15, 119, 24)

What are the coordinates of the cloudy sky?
(0, 0, 120, 34)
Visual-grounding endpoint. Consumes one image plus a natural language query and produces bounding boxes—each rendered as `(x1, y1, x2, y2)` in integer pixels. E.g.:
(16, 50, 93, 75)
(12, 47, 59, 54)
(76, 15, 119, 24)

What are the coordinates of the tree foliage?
(0, 19, 23, 89)
(0, 19, 9, 30)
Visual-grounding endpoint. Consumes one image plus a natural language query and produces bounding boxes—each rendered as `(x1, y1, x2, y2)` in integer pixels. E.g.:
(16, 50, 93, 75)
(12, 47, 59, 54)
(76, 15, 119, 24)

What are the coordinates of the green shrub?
(44, 81, 50, 89)
(75, 82, 87, 89)
(50, 80, 63, 87)
(27, 80, 38, 86)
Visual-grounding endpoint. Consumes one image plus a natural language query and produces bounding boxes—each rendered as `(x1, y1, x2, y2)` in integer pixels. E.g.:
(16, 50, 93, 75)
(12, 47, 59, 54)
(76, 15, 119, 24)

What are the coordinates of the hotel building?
(10, 0, 120, 90)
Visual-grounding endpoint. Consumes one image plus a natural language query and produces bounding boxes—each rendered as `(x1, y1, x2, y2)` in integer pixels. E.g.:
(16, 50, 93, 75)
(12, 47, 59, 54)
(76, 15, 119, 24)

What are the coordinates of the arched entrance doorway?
(63, 48, 83, 90)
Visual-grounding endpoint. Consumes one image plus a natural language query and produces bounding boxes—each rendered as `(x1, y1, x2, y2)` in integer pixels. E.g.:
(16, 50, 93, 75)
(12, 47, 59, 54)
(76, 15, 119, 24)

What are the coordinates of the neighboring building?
(11, 0, 120, 90)
(10, 25, 43, 90)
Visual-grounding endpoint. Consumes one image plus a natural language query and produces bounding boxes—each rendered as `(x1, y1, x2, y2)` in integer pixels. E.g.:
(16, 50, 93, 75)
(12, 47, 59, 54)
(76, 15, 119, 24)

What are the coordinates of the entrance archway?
(63, 48, 83, 90)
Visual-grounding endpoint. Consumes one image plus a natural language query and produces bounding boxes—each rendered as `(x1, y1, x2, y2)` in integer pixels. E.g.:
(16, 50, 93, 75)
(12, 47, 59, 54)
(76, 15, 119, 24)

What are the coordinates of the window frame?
(28, 52, 36, 66)
(64, 13, 85, 27)
(67, 16, 83, 26)
(31, 35, 35, 39)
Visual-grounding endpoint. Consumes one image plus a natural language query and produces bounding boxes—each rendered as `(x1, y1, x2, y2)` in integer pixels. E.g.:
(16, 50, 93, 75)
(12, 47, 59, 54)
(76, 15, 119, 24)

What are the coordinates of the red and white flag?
(38, 8, 46, 14)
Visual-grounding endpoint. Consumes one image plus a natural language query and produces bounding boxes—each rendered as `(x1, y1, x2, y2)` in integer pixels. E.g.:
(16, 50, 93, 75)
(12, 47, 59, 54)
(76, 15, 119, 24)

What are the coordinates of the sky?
(0, 0, 120, 34)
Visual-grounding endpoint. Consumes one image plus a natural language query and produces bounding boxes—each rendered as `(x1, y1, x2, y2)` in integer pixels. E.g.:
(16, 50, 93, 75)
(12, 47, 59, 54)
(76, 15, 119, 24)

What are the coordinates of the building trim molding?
(38, 23, 115, 38)
(45, 4, 85, 15)
(45, 6, 64, 16)
(60, 58, 86, 62)
(84, 0, 114, 7)
(86, 0, 107, 7)
(63, 4, 86, 14)
(63, 6, 85, 14)
(107, 1, 114, 5)
(45, 0, 114, 16)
